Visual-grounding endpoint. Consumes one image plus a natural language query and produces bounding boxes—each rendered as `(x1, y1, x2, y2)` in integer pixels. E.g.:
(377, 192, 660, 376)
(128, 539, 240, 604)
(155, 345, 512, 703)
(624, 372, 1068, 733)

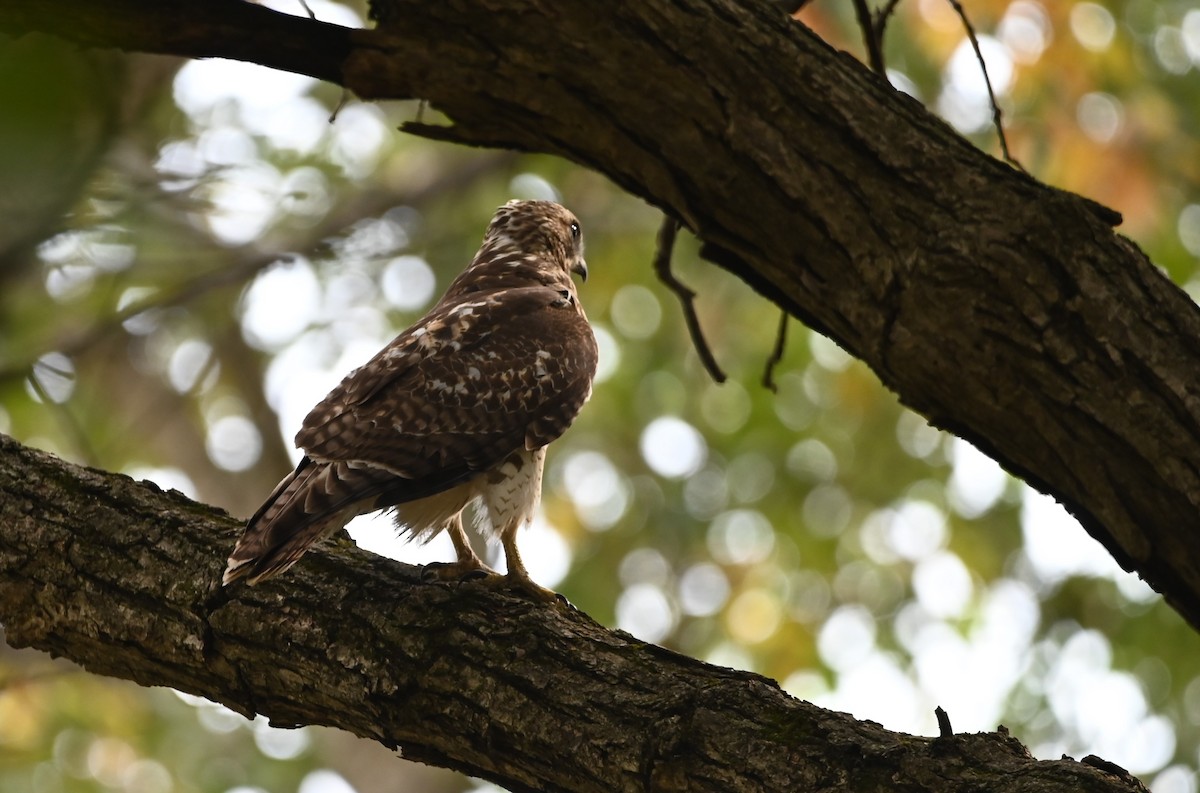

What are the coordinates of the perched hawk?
(223, 200, 598, 601)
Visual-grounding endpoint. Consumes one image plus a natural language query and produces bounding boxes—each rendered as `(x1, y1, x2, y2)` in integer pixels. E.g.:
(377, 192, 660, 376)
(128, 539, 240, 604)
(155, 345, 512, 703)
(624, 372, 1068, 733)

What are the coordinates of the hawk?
(223, 200, 598, 601)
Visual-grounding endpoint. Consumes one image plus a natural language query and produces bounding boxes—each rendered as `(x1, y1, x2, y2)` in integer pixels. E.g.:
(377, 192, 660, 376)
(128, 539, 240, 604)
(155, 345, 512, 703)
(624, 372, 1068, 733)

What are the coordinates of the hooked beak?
(572, 258, 589, 282)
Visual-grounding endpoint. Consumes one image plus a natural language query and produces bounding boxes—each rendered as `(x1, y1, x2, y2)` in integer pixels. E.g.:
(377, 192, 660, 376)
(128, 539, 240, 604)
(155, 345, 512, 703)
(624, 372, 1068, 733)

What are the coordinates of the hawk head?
(458, 200, 588, 295)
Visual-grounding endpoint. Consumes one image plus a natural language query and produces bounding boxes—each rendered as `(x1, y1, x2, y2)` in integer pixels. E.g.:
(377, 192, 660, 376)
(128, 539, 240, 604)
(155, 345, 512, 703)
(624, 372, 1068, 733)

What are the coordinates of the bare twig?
(858, 0, 1023, 168)
(763, 309, 789, 393)
(852, 0, 887, 76)
(297, 0, 316, 20)
(945, 0, 1025, 171)
(652, 216, 726, 384)
(328, 88, 349, 123)
(874, 0, 906, 41)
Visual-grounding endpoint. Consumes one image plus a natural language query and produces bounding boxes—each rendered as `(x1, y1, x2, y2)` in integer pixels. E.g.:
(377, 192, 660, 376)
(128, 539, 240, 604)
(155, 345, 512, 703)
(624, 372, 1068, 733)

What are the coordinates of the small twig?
(934, 706, 954, 738)
(873, 0, 906, 41)
(852, 0, 887, 76)
(297, 0, 316, 19)
(328, 88, 349, 123)
(762, 310, 789, 393)
(652, 217, 726, 384)
(944, 0, 1025, 171)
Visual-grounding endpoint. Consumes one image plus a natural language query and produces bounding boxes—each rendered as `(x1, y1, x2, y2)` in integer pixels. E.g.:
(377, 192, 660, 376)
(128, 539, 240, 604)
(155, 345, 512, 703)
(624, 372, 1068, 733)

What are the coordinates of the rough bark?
(0, 433, 1150, 792)
(3, 0, 1198, 636)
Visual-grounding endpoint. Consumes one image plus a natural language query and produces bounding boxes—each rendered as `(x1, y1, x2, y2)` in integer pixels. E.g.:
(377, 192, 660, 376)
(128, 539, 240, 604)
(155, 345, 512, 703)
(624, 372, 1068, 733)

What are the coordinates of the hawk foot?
(427, 562, 570, 606)
(477, 572, 570, 606)
(421, 560, 498, 584)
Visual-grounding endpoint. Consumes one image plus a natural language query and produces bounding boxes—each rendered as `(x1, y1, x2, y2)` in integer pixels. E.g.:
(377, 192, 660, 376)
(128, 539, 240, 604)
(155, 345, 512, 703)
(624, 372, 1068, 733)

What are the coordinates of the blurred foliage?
(2, 1, 1200, 791)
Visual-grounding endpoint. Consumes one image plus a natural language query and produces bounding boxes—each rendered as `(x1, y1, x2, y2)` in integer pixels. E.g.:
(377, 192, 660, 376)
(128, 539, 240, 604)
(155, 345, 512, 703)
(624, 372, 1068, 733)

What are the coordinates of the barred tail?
(222, 457, 388, 586)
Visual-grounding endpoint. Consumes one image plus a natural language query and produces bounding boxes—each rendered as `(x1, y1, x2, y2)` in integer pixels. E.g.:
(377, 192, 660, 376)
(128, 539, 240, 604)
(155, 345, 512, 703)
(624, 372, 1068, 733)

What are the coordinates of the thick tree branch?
(0, 0, 352, 84)
(0, 433, 1147, 792)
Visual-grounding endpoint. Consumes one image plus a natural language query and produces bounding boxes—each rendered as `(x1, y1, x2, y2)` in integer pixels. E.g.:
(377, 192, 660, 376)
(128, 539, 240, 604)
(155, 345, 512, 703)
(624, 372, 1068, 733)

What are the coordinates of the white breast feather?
(474, 447, 546, 538)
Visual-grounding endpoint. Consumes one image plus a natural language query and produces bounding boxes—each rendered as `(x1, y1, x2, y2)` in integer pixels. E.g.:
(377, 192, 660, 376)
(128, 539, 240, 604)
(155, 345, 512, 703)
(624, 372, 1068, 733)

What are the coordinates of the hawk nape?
(223, 200, 598, 602)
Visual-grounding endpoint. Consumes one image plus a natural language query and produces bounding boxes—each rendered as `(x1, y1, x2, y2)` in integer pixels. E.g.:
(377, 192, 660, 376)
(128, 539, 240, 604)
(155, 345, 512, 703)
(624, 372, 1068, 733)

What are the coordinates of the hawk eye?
(569, 222, 581, 242)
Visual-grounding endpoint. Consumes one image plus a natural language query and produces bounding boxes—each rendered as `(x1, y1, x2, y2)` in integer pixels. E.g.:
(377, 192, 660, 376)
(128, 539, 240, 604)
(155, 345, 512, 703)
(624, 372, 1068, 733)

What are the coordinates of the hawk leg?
(498, 527, 560, 603)
(421, 513, 498, 582)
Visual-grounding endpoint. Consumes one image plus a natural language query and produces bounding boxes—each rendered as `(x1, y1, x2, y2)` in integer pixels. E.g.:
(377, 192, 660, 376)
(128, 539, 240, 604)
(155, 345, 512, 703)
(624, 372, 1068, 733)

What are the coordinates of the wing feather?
(294, 285, 597, 505)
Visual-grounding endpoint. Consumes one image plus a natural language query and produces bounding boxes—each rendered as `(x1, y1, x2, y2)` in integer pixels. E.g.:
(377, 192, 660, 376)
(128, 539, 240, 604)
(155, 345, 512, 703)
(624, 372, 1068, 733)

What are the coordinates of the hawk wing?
(295, 284, 596, 512)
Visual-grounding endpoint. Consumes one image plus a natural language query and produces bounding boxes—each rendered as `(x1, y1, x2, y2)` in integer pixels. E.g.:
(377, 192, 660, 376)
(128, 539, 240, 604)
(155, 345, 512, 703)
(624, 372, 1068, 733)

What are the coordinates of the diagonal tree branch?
(0, 433, 1147, 792)
(0, 0, 353, 84)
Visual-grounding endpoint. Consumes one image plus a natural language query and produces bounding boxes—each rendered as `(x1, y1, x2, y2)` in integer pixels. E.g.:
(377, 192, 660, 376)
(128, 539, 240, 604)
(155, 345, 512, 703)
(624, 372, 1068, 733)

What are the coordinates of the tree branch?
(0, 0, 352, 84)
(0, 433, 1147, 792)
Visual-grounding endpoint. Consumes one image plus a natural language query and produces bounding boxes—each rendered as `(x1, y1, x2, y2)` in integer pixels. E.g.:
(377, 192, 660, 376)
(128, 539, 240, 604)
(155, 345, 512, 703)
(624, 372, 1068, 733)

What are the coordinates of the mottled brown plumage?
(223, 200, 597, 600)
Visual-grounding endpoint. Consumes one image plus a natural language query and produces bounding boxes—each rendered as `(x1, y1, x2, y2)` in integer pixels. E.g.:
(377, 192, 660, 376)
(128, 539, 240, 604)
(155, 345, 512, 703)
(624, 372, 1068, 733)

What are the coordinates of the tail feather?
(222, 457, 390, 586)
(224, 454, 485, 586)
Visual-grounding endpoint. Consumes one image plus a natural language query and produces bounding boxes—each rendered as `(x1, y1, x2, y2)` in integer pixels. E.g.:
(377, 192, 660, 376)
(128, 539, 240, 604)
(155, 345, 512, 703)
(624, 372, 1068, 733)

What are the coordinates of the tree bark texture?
(3, 0, 1198, 634)
(0, 434, 1151, 792)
